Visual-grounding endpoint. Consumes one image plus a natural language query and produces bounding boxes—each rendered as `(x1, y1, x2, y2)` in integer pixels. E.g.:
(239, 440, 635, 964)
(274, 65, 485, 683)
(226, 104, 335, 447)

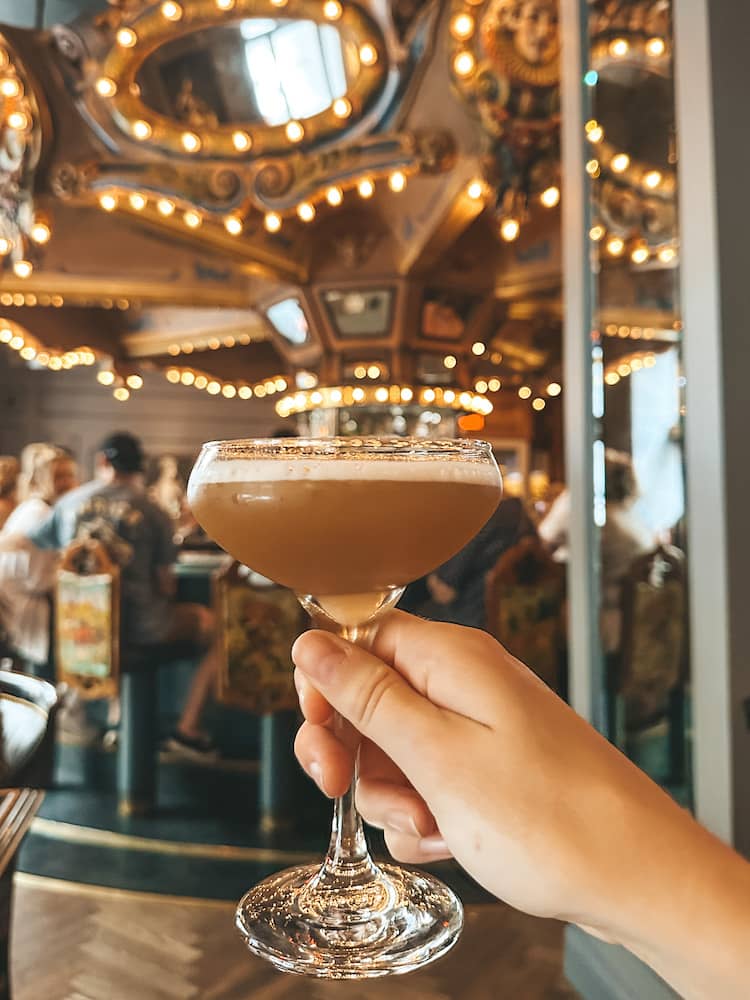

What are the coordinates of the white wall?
(0, 349, 281, 477)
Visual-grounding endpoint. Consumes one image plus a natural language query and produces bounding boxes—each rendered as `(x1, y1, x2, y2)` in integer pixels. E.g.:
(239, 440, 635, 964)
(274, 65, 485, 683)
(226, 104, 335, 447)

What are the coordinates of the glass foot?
(235, 862, 463, 979)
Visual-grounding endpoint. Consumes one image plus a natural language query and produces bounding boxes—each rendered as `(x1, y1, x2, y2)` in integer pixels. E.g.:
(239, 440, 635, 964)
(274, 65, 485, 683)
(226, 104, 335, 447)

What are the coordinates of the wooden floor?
(10, 874, 578, 1000)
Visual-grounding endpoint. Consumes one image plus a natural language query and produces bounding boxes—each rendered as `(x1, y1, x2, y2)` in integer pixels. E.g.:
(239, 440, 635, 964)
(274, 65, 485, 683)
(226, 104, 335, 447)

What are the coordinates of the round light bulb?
(232, 130, 252, 152)
(216, 0, 235, 8)
(323, 0, 342, 19)
(161, 1, 182, 21)
(264, 212, 282, 233)
(644, 170, 663, 189)
(297, 202, 315, 223)
(443, 355, 457, 369)
(222, 384, 237, 398)
(589, 224, 605, 241)
(117, 27, 137, 47)
(658, 247, 677, 264)
(532, 398, 546, 411)
(181, 131, 201, 153)
(114, 387, 130, 402)
(99, 193, 118, 212)
(388, 171, 407, 193)
(126, 374, 143, 390)
(326, 186, 343, 207)
(453, 51, 475, 77)
(157, 198, 175, 217)
(540, 185, 560, 208)
(611, 153, 630, 173)
(631, 246, 650, 264)
(609, 38, 629, 57)
(467, 179, 484, 200)
(128, 193, 147, 211)
(607, 236, 625, 256)
(95, 77, 117, 98)
(500, 218, 520, 242)
(7, 111, 28, 130)
(183, 210, 202, 229)
(450, 13, 475, 40)
(332, 97, 351, 119)
(30, 221, 51, 244)
(132, 119, 152, 140)
(286, 121, 304, 143)
(646, 37, 666, 57)
(224, 215, 243, 235)
(358, 178, 375, 199)
(518, 386, 532, 400)
(359, 43, 378, 66)
(0, 77, 21, 98)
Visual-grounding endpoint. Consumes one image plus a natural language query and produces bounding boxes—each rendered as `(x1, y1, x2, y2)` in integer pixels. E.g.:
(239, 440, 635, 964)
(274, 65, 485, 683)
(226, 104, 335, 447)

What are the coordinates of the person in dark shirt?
(408, 496, 536, 630)
(18, 432, 220, 758)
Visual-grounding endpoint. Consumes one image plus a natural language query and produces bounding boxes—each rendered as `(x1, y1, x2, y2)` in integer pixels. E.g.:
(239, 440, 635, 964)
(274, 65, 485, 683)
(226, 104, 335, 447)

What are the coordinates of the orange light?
(458, 413, 485, 432)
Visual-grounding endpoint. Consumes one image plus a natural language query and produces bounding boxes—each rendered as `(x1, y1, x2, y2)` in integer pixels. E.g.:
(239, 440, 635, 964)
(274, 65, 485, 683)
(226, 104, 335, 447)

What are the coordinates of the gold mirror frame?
(97, 0, 388, 159)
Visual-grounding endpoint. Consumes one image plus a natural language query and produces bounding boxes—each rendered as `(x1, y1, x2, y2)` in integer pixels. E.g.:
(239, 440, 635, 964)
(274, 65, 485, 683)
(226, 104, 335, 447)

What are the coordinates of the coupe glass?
(188, 437, 502, 978)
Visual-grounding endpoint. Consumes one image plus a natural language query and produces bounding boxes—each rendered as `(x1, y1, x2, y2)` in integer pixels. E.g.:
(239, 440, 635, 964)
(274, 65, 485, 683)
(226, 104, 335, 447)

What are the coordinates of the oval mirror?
(136, 19, 358, 129)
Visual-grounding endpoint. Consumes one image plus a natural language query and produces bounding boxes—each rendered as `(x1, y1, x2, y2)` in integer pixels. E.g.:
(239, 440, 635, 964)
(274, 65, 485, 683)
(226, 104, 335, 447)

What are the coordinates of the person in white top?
(0, 444, 78, 669)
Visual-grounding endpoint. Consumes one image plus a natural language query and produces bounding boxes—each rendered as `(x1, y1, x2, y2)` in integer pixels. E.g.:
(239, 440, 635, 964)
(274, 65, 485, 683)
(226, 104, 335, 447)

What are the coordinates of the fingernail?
(292, 631, 348, 683)
(384, 811, 421, 837)
(418, 834, 450, 856)
(309, 761, 330, 798)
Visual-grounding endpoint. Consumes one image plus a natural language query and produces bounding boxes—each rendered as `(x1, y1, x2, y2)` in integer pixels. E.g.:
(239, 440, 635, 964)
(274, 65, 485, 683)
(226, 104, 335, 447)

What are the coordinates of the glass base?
(235, 862, 463, 979)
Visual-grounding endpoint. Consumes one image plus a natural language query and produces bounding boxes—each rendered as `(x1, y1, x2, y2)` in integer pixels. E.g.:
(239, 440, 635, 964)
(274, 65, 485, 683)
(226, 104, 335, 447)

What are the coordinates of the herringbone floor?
(10, 874, 577, 999)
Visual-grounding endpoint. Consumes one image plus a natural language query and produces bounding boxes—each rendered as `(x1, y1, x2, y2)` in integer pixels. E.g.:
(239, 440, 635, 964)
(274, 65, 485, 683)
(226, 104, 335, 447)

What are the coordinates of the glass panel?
(582, 0, 691, 804)
(266, 298, 310, 345)
(322, 289, 394, 338)
(137, 20, 352, 127)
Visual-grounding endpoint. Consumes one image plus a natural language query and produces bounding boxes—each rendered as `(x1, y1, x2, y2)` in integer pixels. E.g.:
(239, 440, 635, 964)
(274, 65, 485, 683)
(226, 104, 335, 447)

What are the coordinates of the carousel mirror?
(136, 19, 354, 129)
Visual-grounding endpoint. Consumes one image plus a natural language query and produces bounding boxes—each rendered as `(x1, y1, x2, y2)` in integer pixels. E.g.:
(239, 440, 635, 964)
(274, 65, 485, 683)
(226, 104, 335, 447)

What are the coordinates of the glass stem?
(322, 623, 378, 879)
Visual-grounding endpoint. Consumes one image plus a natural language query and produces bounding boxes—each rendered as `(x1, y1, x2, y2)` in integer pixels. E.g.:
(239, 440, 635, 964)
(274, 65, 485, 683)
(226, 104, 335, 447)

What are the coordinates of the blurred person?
(1, 432, 221, 757)
(0, 445, 78, 671)
(404, 497, 536, 630)
(0, 456, 19, 531)
(539, 449, 654, 651)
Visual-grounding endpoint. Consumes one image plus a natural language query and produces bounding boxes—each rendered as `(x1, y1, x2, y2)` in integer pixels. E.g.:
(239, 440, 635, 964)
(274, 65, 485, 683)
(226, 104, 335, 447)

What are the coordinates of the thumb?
(291, 630, 442, 770)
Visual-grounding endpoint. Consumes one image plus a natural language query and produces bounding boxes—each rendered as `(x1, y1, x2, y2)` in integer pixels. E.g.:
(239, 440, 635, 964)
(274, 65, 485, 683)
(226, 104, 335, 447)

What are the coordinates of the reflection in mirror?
(583, 0, 690, 804)
(266, 298, 310, 345)
(137, 20, 353, 127)
(322, 289, 393, 337)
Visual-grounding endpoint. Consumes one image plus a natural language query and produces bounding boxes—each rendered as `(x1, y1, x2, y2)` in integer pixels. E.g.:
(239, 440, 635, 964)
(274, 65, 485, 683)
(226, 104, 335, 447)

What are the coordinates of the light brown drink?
(189, 459, 499, 601)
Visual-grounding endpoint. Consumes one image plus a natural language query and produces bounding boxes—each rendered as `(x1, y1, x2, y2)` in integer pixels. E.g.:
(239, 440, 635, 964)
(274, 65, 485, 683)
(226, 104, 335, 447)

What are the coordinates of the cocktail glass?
(188, 437, 502, 978)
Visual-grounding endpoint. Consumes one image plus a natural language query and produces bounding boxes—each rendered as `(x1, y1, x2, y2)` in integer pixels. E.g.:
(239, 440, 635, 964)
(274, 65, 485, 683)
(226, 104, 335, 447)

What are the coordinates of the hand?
(426, 572, 457, 605)
(293, 613, 750, 999)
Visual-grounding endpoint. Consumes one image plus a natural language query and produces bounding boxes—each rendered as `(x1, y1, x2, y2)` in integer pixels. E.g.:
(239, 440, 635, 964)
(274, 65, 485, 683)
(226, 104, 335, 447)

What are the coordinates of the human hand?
(292, 612, 741, 972)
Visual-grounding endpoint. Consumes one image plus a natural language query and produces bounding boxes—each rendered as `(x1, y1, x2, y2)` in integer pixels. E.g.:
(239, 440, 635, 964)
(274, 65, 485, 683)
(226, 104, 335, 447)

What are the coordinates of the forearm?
(591, 787, 750, 998)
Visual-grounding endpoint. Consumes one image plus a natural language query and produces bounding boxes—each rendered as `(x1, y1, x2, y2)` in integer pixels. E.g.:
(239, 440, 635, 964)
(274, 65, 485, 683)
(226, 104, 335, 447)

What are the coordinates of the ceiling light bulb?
(114, 387, 130, 401)
(216, 0, 235, 8)
(326, 186, 343, 206)
(99, 193, 118, 212)
(7, 111, 28, 130)
(359, 43, 378, 66)
(546, 382, 562, 396)
(264, 212, 282, 233)
(224, 215, 243, 235)
(0, 77, 21, 98)
(30, 221, 51, 244)
(232, 130, 252, 152)
(609, 37, 629, 57)
(518, 386, 532, 399)
(157, 198, 175, 216)
(472, 341, 485, 355)
(286, 120, 304, 143)
(631, 246, 650, 264)
(540, 185, 560, 207)
(357, 178, 374, 199)
(161, 1, 182, 20)
(183, 210, 202, 229)
(453, 51, 475, 77)
(388, 171, 407, 193)
(13, 259, 32, 279)
(443, 354, 457, 369)
(181, 131, 201, 153)
(128, 193, 146, 211)
(332, 97, 351, 119)
(532, 398, 546, 411)
(0, 238, 11, 256)
(126, 374, 143, 389)
(95, 77, 117, 97)
(646, 37, 666, 57)
(611, 153, 630, 173)
(132, 119, 152, 140)
(117, 27, 137, 47)
(500, 217, 520, 241)
(589, 224, 605, 241)
(467, 179, 484, 200)
(450, 13, 475, 40)
(607, 236, 625, 256)
(658, 246, 677, 264)
(297, 202, 315, 222)
(323, 0, 342, 19)
(644, 170, 662, 189)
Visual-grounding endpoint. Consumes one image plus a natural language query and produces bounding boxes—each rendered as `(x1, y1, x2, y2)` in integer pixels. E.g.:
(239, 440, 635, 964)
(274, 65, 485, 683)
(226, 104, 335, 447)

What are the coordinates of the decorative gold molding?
(97, 0, 387, 159)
